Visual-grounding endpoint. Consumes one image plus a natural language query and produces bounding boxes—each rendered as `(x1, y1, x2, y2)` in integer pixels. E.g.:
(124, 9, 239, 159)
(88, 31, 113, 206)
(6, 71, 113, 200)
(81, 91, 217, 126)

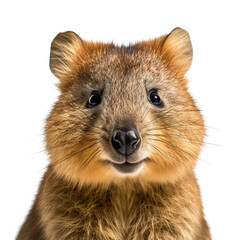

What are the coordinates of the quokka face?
(46, 28, 205, 187)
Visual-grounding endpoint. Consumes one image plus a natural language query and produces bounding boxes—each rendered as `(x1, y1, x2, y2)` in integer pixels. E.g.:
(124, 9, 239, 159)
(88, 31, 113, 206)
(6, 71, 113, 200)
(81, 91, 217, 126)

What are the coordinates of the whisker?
(146, 134, 220, 147)
(46, 140, 101, 170)
(149, 138, 210, 165)
(81, 147, 102, 171)
(34, 137, 102, 155)
(144, 118, 218, 133)
(140, 109, 150, 123)
(142, 115, 160, 129)
(45, 123, 106, 135)
(148, 137, 203, 146)
(145, 123, 204, 131)
(148, 143, 175, 167)
(149, 137, 197, 160)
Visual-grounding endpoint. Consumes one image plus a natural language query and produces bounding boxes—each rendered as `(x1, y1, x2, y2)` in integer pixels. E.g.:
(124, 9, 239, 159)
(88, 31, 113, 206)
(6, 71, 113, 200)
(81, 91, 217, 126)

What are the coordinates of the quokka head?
(46, 28, 205, 187)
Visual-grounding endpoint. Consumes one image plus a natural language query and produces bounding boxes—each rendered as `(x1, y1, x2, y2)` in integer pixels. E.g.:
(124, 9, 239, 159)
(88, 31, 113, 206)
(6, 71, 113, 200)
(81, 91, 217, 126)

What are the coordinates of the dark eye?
(87, 91, 101, 108)
(148, 90, 164, 107)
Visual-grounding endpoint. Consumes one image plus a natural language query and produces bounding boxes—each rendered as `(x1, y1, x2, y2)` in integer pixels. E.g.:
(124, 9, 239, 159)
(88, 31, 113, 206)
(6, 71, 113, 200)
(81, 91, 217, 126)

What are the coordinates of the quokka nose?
(111, 130, 141, 156)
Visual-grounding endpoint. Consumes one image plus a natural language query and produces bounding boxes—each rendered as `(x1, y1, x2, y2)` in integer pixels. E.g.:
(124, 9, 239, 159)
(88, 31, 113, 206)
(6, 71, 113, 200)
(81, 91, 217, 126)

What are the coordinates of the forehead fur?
(78, 46, 163, 87)
(76, 45, 189, 110)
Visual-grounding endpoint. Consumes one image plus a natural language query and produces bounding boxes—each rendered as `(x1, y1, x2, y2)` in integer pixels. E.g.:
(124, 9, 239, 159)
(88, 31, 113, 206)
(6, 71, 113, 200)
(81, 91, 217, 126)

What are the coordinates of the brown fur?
(17, 28, 211, 239)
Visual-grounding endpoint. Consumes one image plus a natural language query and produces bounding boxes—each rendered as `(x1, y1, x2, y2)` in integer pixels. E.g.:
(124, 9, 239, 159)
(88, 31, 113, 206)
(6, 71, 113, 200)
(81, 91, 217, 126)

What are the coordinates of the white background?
(0, 1, 239, 239)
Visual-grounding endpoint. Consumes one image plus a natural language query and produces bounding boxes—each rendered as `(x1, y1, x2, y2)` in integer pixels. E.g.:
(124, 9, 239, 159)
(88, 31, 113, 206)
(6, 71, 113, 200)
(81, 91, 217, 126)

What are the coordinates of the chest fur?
(39, 174, 202, 240)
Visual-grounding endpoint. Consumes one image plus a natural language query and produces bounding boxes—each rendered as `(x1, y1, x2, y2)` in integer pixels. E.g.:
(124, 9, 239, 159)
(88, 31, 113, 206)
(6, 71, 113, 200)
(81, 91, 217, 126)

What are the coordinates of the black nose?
(111, 130, 141, 156)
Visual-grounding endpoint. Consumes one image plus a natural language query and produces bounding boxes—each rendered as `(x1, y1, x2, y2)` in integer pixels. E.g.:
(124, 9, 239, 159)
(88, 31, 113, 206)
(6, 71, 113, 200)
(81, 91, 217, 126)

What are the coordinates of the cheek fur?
(47, 131, 113, 186)
(140, 107, 205, 183)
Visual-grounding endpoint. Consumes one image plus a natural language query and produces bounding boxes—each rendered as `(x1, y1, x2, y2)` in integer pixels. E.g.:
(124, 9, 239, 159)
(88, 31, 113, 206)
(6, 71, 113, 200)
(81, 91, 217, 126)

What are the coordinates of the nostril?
(130, 138, 140, 148)
(126, 130, 139, 146)
(111, 130, 126, 155)
(126, 130, 141, 156)
(111, 138, 121, 150)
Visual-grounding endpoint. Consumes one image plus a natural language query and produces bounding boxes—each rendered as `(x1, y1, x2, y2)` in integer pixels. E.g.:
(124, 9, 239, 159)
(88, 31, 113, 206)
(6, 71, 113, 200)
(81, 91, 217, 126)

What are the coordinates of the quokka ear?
(50, 31, 84, 81)
(137, 28, 193, 77)
(160, 28, 193, 76)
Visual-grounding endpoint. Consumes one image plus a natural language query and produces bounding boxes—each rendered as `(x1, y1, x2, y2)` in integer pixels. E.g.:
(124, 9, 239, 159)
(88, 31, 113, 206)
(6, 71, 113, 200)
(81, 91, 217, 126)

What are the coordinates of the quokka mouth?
(110, 159, 145, 174)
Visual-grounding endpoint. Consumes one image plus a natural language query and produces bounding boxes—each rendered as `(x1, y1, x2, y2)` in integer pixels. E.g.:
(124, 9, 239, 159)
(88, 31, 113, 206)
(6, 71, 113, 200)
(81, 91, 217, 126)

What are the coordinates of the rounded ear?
(160, 28, 193, 76)
(50, 31, 84, 80)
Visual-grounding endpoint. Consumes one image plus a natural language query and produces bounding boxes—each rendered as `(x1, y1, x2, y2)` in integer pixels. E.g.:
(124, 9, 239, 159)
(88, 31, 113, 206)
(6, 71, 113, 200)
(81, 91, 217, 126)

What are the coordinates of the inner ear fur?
(50, 31, 84, 82)
(137, 28, 193, 76)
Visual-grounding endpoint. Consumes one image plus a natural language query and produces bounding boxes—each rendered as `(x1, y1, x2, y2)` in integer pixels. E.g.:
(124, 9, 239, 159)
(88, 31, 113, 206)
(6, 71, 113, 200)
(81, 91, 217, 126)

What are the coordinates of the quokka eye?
(148, 90, 164, 107)
(87, 91, 101, 108)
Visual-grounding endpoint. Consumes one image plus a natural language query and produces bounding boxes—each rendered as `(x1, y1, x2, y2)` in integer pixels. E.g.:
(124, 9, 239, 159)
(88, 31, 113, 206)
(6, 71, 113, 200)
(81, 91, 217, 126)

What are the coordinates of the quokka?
(17, 27, 211, 240)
